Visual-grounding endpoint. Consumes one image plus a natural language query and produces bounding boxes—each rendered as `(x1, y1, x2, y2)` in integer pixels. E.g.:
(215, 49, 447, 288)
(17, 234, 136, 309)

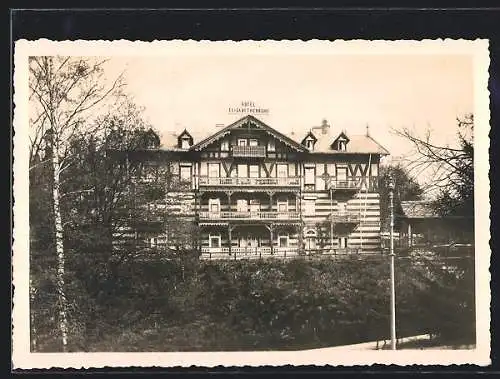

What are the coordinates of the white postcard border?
(12, 39, 491, 368)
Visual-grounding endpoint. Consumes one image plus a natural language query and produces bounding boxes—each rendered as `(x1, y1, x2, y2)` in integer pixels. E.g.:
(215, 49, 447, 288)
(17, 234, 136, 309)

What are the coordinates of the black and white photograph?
(12, 39, 491, 367)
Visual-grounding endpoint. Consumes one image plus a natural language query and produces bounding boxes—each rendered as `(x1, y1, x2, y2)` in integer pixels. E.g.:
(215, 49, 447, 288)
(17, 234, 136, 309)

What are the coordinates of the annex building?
(114, 115, 390, 259)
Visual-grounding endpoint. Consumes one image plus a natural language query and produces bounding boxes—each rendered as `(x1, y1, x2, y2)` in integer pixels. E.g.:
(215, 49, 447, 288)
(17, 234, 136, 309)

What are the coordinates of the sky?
(102, 52, 473, 177)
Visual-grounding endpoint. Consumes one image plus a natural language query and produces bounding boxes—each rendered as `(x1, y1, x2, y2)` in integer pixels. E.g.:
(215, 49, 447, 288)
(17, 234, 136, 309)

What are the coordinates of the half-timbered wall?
(112, 124, 385, 256)
(197, 161, 299, 180)
(199, 226, 300, 249)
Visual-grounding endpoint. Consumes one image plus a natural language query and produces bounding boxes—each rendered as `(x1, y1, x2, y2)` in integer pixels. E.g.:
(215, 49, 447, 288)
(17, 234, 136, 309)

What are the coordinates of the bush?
(30, 253, 475, 351)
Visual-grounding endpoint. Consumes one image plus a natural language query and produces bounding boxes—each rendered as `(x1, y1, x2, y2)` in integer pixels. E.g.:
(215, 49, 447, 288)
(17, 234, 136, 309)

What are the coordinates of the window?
(237, 164, 248, 178)
(338, 236, 348, 249)
(277, 164, 288, 178)
(371, 163, 378, 177)
(249, 165, 259, 178)
(277, 200, 288, 213)
(239, 235, 247, 248)
(305, 230, 317, 251)
(209, 234, 221, 248)
(200, 162, 208, 177)
(221, 140, 229, 151)
(337, 201, 347, 214)
(248, 235, 259, 248)
(181, 138, 190, 149)
(326, 163, 335, 176)
(238, 139, 247, 146)
(339, 140, 346, 151)
(237, 199, 248, 213)
(249, 139, 258, 147)
(305, 138, 315, 150)
(304, 199, 315, 216)
(209, 198, 220, 213)
(267, 140, 275, 152)
(304, 167, 315, 185)
(278, 235, 289, 248)
(180, 166, 191, 182)
(336, 167, 348, 184)
(306, 229, 317, 237)
(249, 199, 260, 213)
(208, 163, 220, 178)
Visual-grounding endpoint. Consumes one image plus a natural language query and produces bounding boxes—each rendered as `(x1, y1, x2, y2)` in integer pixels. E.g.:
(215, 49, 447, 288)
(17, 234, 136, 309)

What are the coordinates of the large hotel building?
(114, 115, 389, 259)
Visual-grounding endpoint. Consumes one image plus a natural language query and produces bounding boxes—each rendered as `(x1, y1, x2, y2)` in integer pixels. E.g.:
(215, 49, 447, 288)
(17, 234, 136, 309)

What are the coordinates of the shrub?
(30, 253, 475, 351)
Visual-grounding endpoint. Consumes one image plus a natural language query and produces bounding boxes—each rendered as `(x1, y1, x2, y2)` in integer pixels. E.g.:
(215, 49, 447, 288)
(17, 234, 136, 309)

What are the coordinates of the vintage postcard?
(12, 39, 491, 368)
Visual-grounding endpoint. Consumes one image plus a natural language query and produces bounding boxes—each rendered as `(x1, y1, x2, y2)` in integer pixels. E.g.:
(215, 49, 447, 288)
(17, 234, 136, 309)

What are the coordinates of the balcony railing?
(201, 247, 231, 254)
(231, 247, 272, 255)
(199, 211, 300, 221)
(328, 178, 362, 190)
(330, 212, 360, 224)
(200, 246, 299, 259)
(199, 176, 300, 187)
(231, 145, 266, 158)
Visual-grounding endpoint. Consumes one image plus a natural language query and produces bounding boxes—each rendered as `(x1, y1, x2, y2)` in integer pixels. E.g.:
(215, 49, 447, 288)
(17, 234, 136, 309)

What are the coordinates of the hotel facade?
(114, 115, 389, 259)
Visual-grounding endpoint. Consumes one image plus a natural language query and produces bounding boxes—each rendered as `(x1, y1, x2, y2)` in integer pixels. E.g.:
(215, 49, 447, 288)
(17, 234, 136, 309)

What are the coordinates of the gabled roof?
(190, 115, 308, 152)
(160, 128, 211, 151)
(158, 116, 390, 156)
(301, 130, 317, 145)
(290, 129, 389, 155)
(178, 129, 193, 140)
(177, 129, 194, 148)
(331, 131, 350, 146)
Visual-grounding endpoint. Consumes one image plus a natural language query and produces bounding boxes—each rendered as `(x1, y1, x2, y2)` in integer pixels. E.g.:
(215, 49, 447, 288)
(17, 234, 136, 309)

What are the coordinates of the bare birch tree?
(29, 56, 124, 351)
(393, 114, 474, 218)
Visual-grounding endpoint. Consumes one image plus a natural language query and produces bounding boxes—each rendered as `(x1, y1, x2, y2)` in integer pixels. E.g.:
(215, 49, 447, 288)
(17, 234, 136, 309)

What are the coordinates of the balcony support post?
(195, 191, 201, 252)
(228, 223, 233, 257)
(265, 223, 274, 255)
(266, 191, 275, 212)
(330, 187, 334, 254)
(225, 190, 233, 220)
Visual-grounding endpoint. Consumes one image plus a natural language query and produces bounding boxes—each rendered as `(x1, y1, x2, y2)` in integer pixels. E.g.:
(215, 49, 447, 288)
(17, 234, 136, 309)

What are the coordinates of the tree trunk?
(52, 147, 69, 352)
(29, 278, 37, 352)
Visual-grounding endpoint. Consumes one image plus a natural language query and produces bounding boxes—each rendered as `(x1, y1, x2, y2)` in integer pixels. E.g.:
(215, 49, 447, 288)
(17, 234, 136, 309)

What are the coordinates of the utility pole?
(388, 176, 396, 350)
(330, 185, 334, 253)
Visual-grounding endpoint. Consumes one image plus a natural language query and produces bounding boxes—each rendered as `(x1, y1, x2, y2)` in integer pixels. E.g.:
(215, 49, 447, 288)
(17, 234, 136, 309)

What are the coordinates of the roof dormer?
(177, 129, 194, 149)
(301, 131, 318, 151)
(331, 132, 350, 151)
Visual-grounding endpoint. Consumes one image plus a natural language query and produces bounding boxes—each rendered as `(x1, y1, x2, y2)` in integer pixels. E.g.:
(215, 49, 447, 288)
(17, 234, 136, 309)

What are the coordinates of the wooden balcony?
(329, 178, 362, 191)
(330, 212, 360, 224)
(199, 176, 300, 187)
(199, 211, 300, 221)
(231, 145, 266, 158)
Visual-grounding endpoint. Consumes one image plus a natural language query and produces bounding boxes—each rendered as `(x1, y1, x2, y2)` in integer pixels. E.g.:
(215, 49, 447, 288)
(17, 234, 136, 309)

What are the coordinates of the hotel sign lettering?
(228, 101, 270, 115)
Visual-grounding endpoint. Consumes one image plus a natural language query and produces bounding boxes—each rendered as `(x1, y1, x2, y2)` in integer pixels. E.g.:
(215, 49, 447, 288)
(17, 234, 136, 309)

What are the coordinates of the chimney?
(311, 119, 331, 135)
(321, 119, 330, 135)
